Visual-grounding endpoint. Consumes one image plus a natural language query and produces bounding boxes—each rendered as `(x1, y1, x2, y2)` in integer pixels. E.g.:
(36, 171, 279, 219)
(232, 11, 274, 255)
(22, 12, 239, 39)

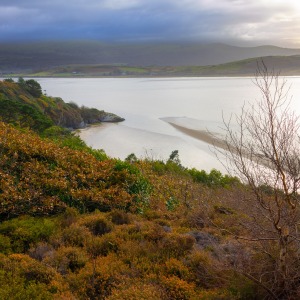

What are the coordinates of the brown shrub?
(158, 233, 195, 258)
(81, 214, 113, 236)
(43, 246, 88, 275)
(107, 281, 163, 300)
(159, 275, 196, 300)
(69, 254, 129, 300)
(86, 234, 120, 257)
(60, 224, 92, 247)
(109, 209, 131, 225)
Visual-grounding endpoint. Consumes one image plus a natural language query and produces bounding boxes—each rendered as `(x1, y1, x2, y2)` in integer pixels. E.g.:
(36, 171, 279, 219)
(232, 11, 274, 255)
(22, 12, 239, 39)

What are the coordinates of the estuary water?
(35, 77, 300, 171)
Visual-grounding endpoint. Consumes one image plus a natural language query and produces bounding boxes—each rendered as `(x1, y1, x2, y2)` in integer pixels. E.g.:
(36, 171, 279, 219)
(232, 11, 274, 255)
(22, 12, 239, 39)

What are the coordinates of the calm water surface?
(35, 77, 300, 171)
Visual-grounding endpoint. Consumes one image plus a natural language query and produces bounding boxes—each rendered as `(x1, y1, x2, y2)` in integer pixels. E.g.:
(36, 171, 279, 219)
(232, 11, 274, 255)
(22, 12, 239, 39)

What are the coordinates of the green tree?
(25, 79, 43, 98)
(17, 78, 42, 98)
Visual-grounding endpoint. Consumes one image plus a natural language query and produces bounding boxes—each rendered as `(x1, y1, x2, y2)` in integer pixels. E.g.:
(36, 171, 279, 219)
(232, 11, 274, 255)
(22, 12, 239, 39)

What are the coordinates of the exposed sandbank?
(164, 120, 228, 151)
(164, 119, 270, 169)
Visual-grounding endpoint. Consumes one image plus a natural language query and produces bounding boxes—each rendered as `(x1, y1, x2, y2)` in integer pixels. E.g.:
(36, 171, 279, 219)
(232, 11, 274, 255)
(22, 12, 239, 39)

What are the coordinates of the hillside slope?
(27, 55, 300, 77)
(0, 79, 124, 131)
(1, 41, 300, 73)
(0, 80, 300, 299)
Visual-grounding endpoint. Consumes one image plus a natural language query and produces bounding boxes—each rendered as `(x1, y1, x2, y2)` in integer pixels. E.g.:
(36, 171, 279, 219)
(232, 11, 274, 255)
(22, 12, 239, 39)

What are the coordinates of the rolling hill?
(10, 55, 300, 77)
(1, 40, 300, 74)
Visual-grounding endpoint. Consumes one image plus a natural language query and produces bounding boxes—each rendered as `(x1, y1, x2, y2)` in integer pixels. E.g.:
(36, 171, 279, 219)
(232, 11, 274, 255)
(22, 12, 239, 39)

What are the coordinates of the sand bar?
(164, 120, 228, 151)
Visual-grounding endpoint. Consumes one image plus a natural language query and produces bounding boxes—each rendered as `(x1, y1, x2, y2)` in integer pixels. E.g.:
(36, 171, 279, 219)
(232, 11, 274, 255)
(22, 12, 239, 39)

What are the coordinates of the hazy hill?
(1, 40, 300, 73)
(18, 55, 300, 77)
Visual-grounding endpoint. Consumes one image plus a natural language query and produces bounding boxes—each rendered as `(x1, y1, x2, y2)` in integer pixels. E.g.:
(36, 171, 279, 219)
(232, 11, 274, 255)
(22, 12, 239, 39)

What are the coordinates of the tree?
(17, 77, 42, 98)
(25, 79, 43, 98)
(220, 61, 300, 299)
(168, 150, 181, 166)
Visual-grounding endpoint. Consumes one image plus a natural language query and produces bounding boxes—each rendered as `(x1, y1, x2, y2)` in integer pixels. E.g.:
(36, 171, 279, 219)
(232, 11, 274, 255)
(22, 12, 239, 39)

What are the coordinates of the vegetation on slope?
(0, 79, 124, 132)
(0, 78, 300, 299)
(0, 120, 258, 299)
(1, 117, 297, 298)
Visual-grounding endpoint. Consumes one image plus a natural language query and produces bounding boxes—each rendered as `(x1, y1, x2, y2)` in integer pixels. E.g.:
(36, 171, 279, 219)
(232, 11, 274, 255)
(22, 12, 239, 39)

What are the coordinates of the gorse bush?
(0, 122, 155, 218)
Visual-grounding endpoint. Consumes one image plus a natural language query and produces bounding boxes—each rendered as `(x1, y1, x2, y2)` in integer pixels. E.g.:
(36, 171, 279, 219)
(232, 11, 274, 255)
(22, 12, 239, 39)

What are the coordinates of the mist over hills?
(1, 40, 300, 73)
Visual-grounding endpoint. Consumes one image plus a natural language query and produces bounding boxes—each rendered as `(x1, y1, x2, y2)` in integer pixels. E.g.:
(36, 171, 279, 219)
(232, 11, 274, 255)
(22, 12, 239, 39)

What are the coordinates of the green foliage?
(0, 216, 56, 253)
(24, 79, 43, 98)
(0, 79, 123, 132)
(125, 153, 138, 163)
(0, 234, 12, 254)
(151, 159, 188, 176)
(0, 270, 54, 300)
(113, 159, 139, 175)
(80, 106, 106, 123)
(168, 150, 181, 165)
(188, 168, 240, 187)
(42, 125, 108, 160)
(3, 78, 14, 83)
(165, 196, 180, 211)
(113, 159, 153, 212)
(0, 99, 53, 133)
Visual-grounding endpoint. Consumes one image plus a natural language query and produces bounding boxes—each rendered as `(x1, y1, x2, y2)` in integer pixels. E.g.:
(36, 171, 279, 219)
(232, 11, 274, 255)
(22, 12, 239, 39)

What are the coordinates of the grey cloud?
(0, 0, 299, 46)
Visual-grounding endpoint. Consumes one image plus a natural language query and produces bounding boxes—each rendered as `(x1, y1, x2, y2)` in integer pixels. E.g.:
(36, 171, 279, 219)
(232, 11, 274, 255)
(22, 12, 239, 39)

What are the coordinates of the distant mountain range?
(1, 41, 300, 73)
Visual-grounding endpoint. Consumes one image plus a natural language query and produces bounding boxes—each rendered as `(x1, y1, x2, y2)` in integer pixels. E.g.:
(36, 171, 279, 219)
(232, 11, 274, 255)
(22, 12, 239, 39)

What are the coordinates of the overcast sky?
(1, 0, 300, 47)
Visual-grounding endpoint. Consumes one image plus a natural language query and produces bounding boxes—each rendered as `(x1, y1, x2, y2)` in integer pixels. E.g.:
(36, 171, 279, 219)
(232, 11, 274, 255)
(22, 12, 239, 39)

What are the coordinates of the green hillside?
(0, 79, 124, 133)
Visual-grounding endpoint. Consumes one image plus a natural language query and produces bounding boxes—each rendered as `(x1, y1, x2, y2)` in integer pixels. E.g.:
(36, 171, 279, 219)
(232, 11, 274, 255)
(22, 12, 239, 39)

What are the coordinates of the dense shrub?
(107, 281, 163, 300)
(158, 233, 195, 258)
(81, 215, 113, 236)
(86, 234, 120, 257)
(0, 253, 67, 299)
(188, 168, 240, 188)
(0, 216, 56, 253)
(43, 246, 88, 275)
(69, 254, 129, 300)
(0, 99, 53, 133)
(159, 275, 196, 300)
(109, 209, 131, 225)
(60, 224, 91, 247)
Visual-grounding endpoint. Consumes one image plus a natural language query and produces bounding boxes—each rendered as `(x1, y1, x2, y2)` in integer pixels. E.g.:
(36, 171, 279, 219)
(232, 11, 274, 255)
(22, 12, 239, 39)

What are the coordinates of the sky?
(1, 0, 300, 47)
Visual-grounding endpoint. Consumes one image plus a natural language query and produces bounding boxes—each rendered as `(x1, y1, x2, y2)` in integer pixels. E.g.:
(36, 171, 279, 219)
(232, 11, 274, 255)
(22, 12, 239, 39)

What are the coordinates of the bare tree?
(220, 61, 300, 299)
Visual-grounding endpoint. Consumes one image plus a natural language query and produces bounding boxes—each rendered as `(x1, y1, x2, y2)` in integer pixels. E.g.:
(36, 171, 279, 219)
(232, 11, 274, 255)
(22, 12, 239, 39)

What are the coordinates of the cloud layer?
(1, 0, 300, 46)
